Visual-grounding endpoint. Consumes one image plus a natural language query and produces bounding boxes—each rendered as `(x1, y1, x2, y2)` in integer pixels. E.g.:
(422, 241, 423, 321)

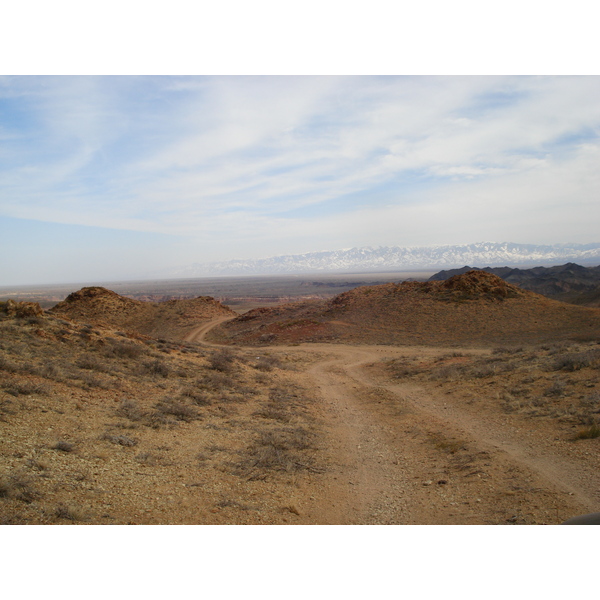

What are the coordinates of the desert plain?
(1, 270, 600, 525)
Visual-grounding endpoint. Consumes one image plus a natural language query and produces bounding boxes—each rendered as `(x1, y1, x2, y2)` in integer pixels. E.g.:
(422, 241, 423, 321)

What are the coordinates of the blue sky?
(1, 75, 599, 285)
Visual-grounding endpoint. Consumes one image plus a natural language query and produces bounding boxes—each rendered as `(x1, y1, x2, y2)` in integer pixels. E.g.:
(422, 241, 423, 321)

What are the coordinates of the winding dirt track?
(184, 317, 236, 345)
(187, 319, 600, 524)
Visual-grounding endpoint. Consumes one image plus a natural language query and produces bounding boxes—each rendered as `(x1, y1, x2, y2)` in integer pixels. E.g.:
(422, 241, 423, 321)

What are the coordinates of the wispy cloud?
(1, 75, 599, 280)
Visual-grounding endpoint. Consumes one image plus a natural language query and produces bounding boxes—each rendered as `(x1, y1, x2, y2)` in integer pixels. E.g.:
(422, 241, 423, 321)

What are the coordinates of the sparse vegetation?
(234, 426, 318, 477)
(105, 340, 148, 359)
(552, 349, 600, 372)
(429, 433, 467, 454)
(101, 432, 139, 446)
(55, 503, 87, 521)
(544, 379, 567, 397)
(2, 380, 50, 396)
(153, 398, 198, 422)
(53, 441, 75, 453)
(383, 341, 600, 429)
(253, 355, 283, 372)
(115, 399, 145, 422)
(208, 348, 237, 373)
(2, 304, 322, 523)
(574, 424, 600, 440)
(4, 272, 600, 525)
(141, 359, 171, 378)
(0, 472, 42, 503)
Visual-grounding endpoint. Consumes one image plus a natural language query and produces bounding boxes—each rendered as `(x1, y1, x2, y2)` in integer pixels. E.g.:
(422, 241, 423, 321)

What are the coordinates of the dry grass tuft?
(53, 440, 75, 453)
(574, 424, 600, 440)
(0, 472, 42, 503)
(55, 503, 88, 521)
(101, 432, 139, 446)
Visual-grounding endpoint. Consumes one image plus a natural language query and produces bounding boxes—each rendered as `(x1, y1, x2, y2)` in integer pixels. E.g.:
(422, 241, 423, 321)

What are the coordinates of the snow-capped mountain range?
(171, 242, 600, 277)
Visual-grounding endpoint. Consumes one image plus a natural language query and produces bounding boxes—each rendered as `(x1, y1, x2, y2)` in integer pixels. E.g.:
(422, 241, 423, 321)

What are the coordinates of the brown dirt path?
(184, 317, 237, 344)
(192, 319, 596, 524)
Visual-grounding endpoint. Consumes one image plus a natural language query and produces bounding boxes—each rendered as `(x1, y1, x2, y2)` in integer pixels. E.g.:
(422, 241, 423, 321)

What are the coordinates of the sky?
(1, 74, 599, 285)
(1, 1, 598, 590)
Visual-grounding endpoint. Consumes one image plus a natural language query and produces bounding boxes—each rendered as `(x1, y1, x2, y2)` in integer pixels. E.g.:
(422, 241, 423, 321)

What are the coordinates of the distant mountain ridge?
(172, 242, 600, 277)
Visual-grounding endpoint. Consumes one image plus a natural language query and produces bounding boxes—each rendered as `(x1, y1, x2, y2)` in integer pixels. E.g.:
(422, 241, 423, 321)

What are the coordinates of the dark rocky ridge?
(429, 263, 600, 306)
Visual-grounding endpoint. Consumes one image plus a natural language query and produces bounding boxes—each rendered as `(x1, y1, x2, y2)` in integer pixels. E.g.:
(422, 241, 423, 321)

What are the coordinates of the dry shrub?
(55, 503, 87, 521)
(574, 424, 600, 440)
(141, 359, 171, 378)
(53, 440, 75, 453)
(0, 355, 19, 373)
(136, 452, 162, 466)
(492, 347, 524, 355)
(76, 355, 111, 373)
(254, 355, 283, 372)
(181, 389, 212, 406)
(2, 380, 50, 397)
(101, 432, 138, 446)
(235, 426, 317, 476)
(215, 498, 251, 510)
(254, 405, 290, 423)
(0, 397, 15, 416)
(208, 349, 237, 373)
(389, 358, 424, 379)
(105, 341, 146, 359)
(430, 433, 467, 454)
(196, 371, 235, 391)
(39, 362, 64, 381)
(428, 364, 465, 382)
(0, 472, 42, 503)
(553, 350, 600, 372)
(154, 399, 198, 422)
(79, 372, 112, 390)
(115, 399, 145, 422)
(544, 380, 566, 397)
(579, 392, 600, 413)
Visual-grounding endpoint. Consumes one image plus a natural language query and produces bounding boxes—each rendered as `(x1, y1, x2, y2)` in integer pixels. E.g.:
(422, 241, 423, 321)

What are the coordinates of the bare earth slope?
(208, 271, 600, 347)
(49, 287, 236, 341)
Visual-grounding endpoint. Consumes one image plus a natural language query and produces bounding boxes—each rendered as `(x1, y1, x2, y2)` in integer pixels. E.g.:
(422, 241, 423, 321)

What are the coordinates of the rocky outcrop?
(0, 299, 44, 318)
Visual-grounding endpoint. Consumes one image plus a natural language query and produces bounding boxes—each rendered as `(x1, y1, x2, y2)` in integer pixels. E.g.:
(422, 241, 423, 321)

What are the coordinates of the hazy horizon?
(3, 240, 600, 290)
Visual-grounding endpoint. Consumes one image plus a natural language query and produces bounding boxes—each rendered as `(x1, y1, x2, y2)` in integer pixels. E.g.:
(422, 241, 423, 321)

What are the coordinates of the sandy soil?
(2, 309, 597, 525)
(189, 319, 598, 524)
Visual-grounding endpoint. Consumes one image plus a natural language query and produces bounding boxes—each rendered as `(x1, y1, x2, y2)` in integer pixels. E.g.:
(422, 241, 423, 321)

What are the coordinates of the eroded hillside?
(208, 271, 600, 347)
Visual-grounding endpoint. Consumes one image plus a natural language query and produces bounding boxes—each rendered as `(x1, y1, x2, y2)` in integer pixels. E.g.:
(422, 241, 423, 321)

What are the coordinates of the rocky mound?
(209, 271, 600, 347)
(49, 287, 236, 341)
(49, 287, 147, 322)
(430, 263, 600, 306)
(1, 300, 44, 318)
(438, 270, 525, 300)
(328, 271, 525, 309)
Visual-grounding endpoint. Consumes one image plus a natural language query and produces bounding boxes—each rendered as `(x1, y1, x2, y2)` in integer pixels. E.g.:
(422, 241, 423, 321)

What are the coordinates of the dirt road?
(193, 318, 598, 524)
(184, 317, 236, 344)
